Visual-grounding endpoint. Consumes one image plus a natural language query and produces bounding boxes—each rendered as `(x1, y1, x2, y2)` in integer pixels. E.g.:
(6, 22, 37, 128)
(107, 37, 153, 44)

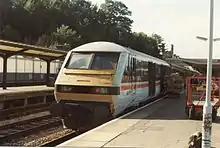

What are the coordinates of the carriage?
(167, 73, 184, 98)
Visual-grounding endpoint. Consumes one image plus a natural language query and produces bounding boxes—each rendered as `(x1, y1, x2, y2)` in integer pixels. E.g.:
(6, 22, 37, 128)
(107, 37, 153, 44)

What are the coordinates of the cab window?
(65, 52, 120, 70)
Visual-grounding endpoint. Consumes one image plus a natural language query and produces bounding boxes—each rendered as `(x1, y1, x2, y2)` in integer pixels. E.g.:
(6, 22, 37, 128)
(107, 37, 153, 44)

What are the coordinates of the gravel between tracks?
(2, 125, 73, 146)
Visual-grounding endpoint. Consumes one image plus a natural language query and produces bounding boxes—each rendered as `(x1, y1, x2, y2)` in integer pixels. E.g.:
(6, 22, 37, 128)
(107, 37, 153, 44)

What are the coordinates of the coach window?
(155, 64, 161, 80)
(130, 57, 133, 72)
(122, 66, 129, 83)
(136, 60, 142, 82)
(131, 57, 136, 82)
(164, 67, 168, 78)
(122, 58, 131, 83)
(143, 61, 148, 81)
(165, 67, 171, 78)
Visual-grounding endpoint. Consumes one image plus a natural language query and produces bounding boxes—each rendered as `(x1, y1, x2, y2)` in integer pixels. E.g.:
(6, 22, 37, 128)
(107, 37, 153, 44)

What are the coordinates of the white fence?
(0, 56, 62, 74)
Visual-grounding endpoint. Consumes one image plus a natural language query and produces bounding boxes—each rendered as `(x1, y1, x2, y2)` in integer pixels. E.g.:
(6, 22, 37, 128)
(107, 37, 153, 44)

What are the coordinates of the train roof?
(71, 41, 170, 66)
(72, 41, 127, 52)
(125, 47, 170, 66)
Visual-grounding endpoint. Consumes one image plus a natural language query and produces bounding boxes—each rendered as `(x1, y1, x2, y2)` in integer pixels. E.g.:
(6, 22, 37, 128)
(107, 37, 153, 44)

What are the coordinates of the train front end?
(50, 46, 121, 129)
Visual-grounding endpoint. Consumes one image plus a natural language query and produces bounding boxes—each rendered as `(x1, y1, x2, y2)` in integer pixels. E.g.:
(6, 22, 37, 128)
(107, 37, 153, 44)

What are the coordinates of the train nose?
(50, 102, 94, 129)
(50, 102, 93, 117)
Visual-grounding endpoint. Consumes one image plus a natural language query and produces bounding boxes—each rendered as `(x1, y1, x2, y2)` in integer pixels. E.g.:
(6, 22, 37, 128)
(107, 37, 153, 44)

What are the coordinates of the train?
(50, 41, 195, 130)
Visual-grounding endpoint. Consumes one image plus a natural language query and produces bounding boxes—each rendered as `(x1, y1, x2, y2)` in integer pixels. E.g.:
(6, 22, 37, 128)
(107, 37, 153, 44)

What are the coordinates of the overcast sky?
(91, 0, 220, 59)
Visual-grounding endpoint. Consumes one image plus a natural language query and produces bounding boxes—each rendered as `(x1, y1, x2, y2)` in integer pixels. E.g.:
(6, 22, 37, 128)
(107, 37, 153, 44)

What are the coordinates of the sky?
(91, 0, 220, 59)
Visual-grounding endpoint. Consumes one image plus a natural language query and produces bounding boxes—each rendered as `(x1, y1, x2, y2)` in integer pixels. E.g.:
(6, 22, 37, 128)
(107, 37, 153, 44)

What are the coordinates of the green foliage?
(2, 25, 21, 41)
(0, 0, 167, 58)
(52, 25, 77, 44)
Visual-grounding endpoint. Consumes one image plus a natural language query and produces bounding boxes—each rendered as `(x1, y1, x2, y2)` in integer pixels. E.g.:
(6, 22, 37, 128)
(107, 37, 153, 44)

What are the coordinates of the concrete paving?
(0, 85, 53, 93)
(104, 98, 220, 148)
(59, 94, 220, 148)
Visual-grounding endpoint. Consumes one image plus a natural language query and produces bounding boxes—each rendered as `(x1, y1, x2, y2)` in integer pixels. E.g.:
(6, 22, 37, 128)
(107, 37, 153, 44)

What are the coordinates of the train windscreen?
(65, 52, 120, 70)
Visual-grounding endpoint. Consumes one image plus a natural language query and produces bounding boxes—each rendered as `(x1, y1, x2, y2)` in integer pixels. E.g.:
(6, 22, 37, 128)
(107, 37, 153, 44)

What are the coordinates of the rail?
(42, 93, 168, 147)
(0, 115, 61, 145)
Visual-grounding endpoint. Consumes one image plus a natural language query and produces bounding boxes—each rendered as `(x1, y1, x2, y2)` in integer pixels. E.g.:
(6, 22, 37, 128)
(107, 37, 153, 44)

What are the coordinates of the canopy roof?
(0, 40, 67, 61)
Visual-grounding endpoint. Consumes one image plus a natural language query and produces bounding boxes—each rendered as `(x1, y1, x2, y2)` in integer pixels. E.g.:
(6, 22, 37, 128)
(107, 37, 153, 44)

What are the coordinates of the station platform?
(0, 85, 54, 101)
(0, 85, 53, 93)
(58, 93, 220, 148)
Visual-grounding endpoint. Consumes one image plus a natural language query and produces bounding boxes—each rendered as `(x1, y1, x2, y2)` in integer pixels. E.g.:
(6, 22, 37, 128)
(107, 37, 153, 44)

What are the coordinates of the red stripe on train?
(120, 81, 160, 91)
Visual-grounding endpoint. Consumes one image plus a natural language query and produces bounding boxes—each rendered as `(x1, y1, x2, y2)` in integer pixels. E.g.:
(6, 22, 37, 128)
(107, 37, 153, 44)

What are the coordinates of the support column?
(15, 55, 17, 82)
(46, 60, 51, 86)
(2, 56, 8, 90)
(32, 58, 35, 81)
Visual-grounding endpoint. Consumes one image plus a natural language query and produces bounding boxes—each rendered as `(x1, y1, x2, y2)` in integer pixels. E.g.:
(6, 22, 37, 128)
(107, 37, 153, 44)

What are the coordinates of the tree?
(2, 25, 21, 41)
(152, 33, 167, 57)
(152, 33, 163, 45)
(0, 0, 167, 58)
(51, 24, 80, 48)
(0, 0, 13, 38)
(100, 0, 133, 42)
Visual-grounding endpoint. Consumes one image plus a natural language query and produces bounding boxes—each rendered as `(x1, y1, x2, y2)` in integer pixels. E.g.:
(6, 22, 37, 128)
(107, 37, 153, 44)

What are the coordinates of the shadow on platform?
(123, 95, 220, 124)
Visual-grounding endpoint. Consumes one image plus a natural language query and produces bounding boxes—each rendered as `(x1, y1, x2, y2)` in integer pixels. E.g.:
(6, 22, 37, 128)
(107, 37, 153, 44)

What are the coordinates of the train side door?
(148, 62, 152, 96)
(160, 65, 165, 92)
(130, 56, 136, 95)
(152, 63, 156, 95)
(148, 62, 156, 96)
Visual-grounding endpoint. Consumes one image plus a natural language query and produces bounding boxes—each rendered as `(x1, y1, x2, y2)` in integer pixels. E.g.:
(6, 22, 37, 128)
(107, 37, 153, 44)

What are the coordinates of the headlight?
(61, 86, 72, 92)
(55, 85, 120, 95)
(100, 88, 108, 94)
(56, 85, 73, 92)
(93, 88, 108, 94)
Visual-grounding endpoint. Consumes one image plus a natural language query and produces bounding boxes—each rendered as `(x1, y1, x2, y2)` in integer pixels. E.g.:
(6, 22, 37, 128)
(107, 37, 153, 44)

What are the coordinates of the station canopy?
(180, 58, 220, 66)
(0, 40, 67, 61)
(166, 57, 201, 74)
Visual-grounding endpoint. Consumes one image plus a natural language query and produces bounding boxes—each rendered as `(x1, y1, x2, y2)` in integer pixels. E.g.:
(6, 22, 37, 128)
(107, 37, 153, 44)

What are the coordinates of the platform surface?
(59, 93, 220, 148)
(0, 85, 54, 95)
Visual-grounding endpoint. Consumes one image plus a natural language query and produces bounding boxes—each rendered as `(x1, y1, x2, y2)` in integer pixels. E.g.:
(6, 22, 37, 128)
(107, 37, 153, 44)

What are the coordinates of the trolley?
(167, 73, 184, 98)
(185, 76, 220, 120)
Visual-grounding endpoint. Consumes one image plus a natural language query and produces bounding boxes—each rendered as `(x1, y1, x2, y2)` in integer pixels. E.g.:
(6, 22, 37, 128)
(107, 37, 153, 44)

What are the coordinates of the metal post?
(32, 58, 35, 81)
(15, 56, 17, 82)
(46, 60, 51, 86)
(2, 56, 8, 90)
(40, 59, 42, 74)
(202, 0, 214, 147)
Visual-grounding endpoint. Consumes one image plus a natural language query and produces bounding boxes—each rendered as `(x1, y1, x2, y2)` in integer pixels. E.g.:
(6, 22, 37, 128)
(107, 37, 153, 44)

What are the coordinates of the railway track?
(0, 103, 52, 121)
(1, 93, 168, 146)
(0, 115, 61, 144)
(38, 93, 169, 147)
(39, 124, 102, 147)
(39, 130, 78, 147)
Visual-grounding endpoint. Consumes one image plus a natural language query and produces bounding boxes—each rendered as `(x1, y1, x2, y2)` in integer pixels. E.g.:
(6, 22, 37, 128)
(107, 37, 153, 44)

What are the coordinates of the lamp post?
(196, 33, 220, 146)
(196, 0, 215, 147)
(196, 36, 220, 42)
